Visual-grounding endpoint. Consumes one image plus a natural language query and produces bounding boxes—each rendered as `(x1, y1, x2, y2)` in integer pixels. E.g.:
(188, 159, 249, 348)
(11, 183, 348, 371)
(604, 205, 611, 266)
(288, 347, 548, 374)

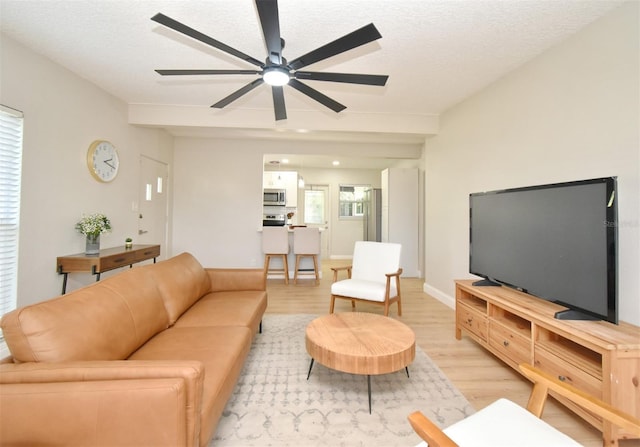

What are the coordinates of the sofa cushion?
(331, 279, 397, 302)
(174, 290, 268, 335)
(207, 268, 266, 292)
(144, 253, 211, 325)
(1, 268, 169, 363)
(129, 325, 252, 447)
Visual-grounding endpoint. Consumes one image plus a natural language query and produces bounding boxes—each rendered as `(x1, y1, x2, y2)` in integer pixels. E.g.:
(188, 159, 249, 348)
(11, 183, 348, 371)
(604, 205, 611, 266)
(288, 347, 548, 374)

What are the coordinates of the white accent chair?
(409, 363, 640, 447)
(293, 227, 321, 284)
(262, 226, 289, 284)
(330, 241, 402, 316)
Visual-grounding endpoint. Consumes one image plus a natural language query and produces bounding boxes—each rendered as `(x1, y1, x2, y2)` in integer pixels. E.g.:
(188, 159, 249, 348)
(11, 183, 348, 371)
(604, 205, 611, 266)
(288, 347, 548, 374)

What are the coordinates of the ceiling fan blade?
(211, 78, 265, 108)
(294, 71, 388, 86)
(272, 86, 287, 121)
(156, 69, 260, 76)
(287, 23, 382, 70)
(151, 13, 264, 68)
(255, 0, 282, 64)
(288, 79, 346, 113)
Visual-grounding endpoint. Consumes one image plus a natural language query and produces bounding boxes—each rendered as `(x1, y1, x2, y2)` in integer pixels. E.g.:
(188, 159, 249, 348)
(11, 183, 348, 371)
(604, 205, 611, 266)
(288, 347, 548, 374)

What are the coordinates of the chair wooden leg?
(396, 277, 403, 316)
(330, 295, 336, 313)
(383, 300, 390, 316)
(351, 299, 356, 311)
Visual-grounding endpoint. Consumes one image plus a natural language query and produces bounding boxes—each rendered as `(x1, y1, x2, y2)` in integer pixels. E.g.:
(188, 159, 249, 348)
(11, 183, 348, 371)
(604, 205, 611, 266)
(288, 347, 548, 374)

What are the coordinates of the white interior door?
(138, 156, 168, 256)
(303, 184, 330, 258)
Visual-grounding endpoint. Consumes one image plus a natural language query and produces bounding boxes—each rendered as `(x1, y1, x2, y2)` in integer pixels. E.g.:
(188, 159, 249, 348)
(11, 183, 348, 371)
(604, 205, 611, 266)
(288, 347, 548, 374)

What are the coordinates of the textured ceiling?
(0, 0, 623, 159)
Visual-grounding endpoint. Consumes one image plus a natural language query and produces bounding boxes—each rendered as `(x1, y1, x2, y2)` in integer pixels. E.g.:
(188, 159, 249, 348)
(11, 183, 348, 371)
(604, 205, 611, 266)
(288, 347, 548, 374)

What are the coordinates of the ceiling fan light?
(263, 66, 290, 86)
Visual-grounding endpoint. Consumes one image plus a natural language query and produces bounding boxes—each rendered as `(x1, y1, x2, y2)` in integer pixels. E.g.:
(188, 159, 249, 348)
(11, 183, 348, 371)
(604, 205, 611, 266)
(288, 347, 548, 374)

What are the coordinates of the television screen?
(469, 177, 617, 324)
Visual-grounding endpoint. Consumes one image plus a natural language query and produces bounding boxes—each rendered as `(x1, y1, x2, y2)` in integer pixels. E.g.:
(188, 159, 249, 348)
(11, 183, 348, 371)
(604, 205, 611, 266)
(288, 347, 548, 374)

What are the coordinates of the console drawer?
(534, 346, 602, 399)
(135, 245, 160, 261)
(457, 303, 487, 341)
(489, 322, 531, 365)
(99, 251, 137, 271)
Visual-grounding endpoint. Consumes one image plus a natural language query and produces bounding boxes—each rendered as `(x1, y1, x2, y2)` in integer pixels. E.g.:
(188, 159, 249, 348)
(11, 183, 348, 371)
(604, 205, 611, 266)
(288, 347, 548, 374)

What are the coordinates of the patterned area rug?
(211, 314, 474, 446)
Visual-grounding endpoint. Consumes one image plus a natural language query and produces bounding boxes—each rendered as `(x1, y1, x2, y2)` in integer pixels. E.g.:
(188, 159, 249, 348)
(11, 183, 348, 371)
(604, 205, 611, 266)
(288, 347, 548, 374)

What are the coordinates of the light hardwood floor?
(265, 259, 639, 447)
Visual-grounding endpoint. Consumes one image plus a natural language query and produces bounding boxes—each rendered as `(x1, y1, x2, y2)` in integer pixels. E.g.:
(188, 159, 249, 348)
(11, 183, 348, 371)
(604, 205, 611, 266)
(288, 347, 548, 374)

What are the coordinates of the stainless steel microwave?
(263, 188, 286, 206)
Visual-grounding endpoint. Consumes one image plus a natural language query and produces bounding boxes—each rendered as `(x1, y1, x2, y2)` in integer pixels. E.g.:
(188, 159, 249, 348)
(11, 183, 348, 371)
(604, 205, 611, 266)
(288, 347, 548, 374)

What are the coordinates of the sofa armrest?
(206, 268, 266, 292)
(0, 360, 204, 447)
(2, 378, 188, 446)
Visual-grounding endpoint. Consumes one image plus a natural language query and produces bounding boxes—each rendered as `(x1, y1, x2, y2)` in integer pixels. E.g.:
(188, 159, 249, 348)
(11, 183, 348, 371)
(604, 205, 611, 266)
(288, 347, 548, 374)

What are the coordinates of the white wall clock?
(87, 140, 119, 182)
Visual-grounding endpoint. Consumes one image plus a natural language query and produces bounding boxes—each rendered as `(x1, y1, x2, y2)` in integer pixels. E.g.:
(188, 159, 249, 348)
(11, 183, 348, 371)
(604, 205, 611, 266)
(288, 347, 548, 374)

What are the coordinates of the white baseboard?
(329, 255, 352, 260)
(423, 283, 455, 309)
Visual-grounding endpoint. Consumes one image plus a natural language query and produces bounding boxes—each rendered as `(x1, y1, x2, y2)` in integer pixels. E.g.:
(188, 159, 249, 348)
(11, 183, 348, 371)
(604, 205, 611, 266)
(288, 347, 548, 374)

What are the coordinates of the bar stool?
(293, 227, 321, 284)
(262, 227, 290, 284)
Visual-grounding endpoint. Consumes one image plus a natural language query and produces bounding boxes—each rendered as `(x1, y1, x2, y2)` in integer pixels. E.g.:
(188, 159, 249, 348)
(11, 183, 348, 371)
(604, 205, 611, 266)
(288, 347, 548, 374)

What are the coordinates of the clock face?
(87, 140, 119, 182)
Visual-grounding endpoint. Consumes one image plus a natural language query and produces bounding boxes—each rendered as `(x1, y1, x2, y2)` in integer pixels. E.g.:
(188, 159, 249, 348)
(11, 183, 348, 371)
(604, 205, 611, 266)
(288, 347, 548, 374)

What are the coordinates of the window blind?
(0, 105, 23, 345)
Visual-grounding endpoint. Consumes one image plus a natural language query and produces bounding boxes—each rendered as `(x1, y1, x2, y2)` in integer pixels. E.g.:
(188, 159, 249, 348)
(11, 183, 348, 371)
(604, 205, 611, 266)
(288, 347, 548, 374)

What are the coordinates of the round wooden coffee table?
(305, 312, 416, 413)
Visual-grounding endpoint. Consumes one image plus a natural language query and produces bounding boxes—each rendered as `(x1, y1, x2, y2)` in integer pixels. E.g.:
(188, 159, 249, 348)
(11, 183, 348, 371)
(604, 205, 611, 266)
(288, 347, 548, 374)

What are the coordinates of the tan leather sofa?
(0, 252, 267, 447)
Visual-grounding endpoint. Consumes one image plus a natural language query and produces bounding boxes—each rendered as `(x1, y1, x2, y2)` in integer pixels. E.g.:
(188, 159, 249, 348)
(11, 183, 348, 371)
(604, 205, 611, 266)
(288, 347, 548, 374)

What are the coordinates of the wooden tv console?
(455, 280, 640, 446)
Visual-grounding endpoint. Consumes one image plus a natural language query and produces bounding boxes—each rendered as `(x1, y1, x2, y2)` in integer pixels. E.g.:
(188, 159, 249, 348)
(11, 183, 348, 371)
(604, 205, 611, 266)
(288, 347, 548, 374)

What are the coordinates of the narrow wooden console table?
(57, 244, 160, 294)
(455, 279, 640, 446)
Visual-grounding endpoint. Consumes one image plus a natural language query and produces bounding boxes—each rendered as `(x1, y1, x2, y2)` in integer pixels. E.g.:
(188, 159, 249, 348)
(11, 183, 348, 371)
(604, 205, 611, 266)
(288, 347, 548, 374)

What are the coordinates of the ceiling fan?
(151, 0, 388, 121)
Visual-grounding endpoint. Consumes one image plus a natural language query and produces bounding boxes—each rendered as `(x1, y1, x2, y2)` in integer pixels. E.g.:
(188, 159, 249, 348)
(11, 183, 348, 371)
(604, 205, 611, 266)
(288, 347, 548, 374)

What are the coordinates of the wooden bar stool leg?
(262, 227, 290, 284)
(264, 254, 289, 284)
(312, 254, 319, 284)
(293, 254, 320, 285)
(294, 254, 301, 284)
(283, 254, 289, 285)
(263, 255, 271, 280)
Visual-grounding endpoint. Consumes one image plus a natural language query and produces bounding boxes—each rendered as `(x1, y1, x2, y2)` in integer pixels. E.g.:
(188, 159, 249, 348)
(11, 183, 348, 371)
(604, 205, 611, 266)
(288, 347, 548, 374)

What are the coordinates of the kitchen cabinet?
(263, 171, 298, 207)
(381, 168, 419, 276)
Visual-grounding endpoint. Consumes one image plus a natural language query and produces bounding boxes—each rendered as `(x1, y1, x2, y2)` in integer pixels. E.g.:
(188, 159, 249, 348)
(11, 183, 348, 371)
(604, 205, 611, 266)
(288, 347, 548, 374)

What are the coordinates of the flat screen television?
(469, 177, 618, 324)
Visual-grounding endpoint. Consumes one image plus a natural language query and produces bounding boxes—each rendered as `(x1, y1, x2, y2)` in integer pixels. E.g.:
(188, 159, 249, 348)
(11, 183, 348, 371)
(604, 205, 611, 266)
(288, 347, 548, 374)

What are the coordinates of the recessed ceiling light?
(281, 158, 289, 164)
(332, 160, 340, 166)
